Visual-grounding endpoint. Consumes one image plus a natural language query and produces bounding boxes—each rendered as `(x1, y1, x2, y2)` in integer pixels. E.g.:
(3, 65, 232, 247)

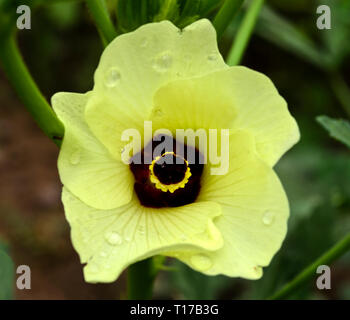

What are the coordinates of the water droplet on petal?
(153, 52, 173, 73)
(124, 236, 131, 242)
(138, 225, 145, 235)
(207, 53, 218, 61)
(140, 38, 148, 48)
(100, 251, 108, 258)
(180, 234, 187, 241)
(154, 108, 163, 117)
(105, 68, 121, 88)
(70, 149, 81, 165)
(88, 262, 100, 273)
(190, 254, 212, 271)
(262, 210, 275, 225)
(105, 231, 122, 245)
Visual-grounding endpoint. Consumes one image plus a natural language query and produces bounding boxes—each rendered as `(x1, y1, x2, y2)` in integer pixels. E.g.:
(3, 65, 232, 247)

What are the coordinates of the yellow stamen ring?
(149, 152, 192, 193)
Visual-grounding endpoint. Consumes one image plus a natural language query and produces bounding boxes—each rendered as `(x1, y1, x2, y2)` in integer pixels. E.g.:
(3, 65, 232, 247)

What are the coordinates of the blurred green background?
(0, 0, 349, 299)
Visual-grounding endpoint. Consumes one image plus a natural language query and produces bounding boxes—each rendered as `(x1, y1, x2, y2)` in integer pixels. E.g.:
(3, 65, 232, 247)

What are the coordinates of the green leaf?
(175, 0, 199, 27)
(153, 0, 180, 22)
(212, 0, 244, 39)
(197, 0, 223, 16)
(0, 249, 15, 300)
(226, 0, 264, 66)
(255, 5, 331, 70)
(116, 0, 223, 32)
(116, 0, 163, 32)
(319, 0, 350, 69)
(317, 115, 350, 148)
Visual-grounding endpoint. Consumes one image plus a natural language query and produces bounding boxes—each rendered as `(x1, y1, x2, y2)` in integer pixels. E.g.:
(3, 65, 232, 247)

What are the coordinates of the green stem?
(268, 233, 350, 300)
(212, 0, 244, 40)
(86, 0, 118, 46)
(127, 258, 158, 300)
(227, 0, 264, 65)
(0, 34, 64, 146)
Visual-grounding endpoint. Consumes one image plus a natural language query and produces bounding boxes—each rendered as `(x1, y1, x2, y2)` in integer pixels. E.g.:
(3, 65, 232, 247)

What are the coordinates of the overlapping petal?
(151, 72, 236, 133)
(165, 131, 289, 279)
(151, 67, 299, 167)
(62, 188, 223, 283)
(52, 92, 134, 210)
(85, 19, 228, 158)
(224, 67, 299, 166)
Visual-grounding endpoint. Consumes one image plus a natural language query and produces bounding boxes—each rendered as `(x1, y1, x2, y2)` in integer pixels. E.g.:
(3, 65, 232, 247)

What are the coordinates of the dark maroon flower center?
(153, 153, 188, 185)
(129, 135, 204, 208)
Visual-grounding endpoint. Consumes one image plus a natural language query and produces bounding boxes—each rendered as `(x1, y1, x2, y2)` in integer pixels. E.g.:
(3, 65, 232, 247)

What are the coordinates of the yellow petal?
(151, 72, 236, 133)
(52, 92, 133, 210)
(62, 188, 223, 283)
(85, 19, 227, 158)
(166, 131, 289, 279)
(225, 66, 299, 166)
(151, 66, 298, 166)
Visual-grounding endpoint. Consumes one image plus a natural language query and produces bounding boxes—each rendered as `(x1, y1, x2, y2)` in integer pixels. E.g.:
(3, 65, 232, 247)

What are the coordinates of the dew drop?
(180, 234, 187, 241)
(104, 68, 121, 88)
(153, 52, 173, 73)
(70, 149, 81, 165)
(138, 225, 145, 235)
(154, 108, 163, 117)
(88, 262, 100, 273)
(207, 53, 218, 61)
(124, 236, 131, 242)
(262, 210, 275, 225)
(105, 231, 122, 245)
(100, 251, 108, 258)
(190, 254, 212, 271)
(140, 38, 148, 48)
